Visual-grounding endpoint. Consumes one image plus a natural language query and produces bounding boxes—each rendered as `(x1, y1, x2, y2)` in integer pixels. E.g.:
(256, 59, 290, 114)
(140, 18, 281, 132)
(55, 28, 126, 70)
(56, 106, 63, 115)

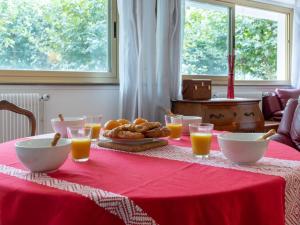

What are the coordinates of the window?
(183, 2, 230, 76)
(182, 0, 292, 84)
(0, 0, 117, 84)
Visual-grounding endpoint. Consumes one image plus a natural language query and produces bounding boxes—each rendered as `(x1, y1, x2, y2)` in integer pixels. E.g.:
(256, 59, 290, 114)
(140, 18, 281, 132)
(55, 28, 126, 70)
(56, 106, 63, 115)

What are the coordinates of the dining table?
(0, 133, 299, 225)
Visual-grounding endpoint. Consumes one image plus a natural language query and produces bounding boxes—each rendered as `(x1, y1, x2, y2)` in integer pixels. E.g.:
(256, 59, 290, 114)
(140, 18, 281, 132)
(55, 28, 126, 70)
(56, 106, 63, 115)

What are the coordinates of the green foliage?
(183, 7, 228, 75)
(0, 0, 108, 71)
(235, 16, 277, 80)
(183, 6, 278, 80)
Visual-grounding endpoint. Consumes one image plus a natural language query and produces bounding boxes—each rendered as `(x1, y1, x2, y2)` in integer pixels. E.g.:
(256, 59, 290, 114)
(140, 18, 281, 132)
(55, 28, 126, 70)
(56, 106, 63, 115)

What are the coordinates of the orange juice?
(85, 123, 101, 139)
(167, 123, 183, 139)
(190, 133, 212, 156)
(71, 138, 91, 161)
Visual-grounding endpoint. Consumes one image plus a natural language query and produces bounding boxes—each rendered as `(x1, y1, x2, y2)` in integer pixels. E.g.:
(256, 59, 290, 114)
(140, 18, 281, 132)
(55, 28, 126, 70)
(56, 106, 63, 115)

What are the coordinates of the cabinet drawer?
(236, 105, 261, 122)
(204, 106, 236, 125)
(171, 99, 264, 132)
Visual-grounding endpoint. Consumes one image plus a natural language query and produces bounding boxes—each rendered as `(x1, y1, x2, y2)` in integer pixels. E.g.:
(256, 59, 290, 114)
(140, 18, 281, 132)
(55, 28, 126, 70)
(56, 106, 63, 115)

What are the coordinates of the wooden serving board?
(97, 139, 168, 152)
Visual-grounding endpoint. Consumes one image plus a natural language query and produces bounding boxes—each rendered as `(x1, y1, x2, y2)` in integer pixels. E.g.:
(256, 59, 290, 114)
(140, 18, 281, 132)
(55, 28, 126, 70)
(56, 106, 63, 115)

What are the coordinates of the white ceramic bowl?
(217, 133, 269, 164)
(51, 116, 86, 138)
(182, 116, 202, 135)
(15, 138, 71, 172)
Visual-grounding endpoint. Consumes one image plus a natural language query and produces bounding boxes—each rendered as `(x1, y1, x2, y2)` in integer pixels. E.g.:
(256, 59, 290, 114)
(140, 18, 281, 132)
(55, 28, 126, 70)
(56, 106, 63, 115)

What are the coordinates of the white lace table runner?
(95, 144, 300, 225)
(0, 165, 157, 225)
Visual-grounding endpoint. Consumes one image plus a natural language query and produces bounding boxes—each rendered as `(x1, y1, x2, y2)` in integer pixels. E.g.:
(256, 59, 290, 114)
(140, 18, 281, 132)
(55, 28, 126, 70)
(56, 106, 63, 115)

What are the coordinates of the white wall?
(0, 84, 290, 133)
(0, 85, 119, 133)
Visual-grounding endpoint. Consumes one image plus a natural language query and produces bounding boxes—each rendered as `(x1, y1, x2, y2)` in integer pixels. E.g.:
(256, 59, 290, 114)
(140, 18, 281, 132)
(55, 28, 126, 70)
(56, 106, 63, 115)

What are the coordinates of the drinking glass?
(67, 127, 92, 162)
(165, 114, 183, 140)
(85, 115, 102, 141)
(189, 123, 214, 158)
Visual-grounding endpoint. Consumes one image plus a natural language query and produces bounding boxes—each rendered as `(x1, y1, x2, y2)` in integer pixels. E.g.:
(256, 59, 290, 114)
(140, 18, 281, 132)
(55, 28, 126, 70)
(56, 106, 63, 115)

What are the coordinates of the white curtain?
(118, 0, 182, 122)
(292, 0, 300, 88)
(155, 0, 183, 121)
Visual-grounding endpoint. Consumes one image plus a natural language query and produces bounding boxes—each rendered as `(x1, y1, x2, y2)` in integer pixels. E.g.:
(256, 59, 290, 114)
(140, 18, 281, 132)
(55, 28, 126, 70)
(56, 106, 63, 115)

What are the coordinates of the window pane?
(0, 0, 109, 72)
(182, 1, 229, 76)
(235, 6, 287, 80)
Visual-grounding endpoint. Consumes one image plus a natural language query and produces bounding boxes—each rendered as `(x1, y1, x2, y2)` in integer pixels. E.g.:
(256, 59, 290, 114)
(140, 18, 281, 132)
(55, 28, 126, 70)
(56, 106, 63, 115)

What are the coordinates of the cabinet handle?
(210, 113, 225, 119)
(244, 112, 255, 117)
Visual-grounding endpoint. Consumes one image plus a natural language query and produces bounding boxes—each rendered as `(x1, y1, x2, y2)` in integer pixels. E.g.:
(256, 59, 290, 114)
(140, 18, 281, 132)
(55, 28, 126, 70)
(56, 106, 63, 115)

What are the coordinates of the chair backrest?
(262, 93, 282, 120)
(0, 100, 36, 136)
(275, 88, 300, 108)
(270, 98, 300, 151)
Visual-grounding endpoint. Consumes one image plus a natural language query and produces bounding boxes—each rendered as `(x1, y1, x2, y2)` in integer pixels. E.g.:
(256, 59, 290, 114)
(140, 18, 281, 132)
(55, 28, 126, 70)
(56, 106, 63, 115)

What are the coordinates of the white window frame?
(0, 0, 118, 84)
(183, 0, 293, 86)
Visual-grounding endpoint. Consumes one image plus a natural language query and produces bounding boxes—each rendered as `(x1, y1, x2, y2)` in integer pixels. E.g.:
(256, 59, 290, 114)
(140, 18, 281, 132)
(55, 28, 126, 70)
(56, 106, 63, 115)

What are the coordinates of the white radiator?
(0, 93, 44, 143)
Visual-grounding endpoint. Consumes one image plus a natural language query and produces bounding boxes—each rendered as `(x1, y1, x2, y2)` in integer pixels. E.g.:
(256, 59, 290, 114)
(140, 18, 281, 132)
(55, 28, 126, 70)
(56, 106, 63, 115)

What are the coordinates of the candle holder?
(227, 54, 235, 99)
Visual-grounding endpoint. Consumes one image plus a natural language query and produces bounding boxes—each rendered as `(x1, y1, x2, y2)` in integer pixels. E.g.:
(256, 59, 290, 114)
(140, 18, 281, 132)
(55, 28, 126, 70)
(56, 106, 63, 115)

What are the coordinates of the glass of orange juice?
(165, 114, 183, 140)
(85, 115, 102, 141)
(189, 123, 214, 158)
(67, 127, 92, 162)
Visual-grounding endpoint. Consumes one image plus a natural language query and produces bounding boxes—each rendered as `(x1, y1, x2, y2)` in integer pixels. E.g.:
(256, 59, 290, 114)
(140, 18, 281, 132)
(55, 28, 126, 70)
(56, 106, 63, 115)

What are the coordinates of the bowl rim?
(218, 132, 268, 143)
(15, 138, 71, 149)
(51, 116, 86, 122)
(182, 116, 202, 120)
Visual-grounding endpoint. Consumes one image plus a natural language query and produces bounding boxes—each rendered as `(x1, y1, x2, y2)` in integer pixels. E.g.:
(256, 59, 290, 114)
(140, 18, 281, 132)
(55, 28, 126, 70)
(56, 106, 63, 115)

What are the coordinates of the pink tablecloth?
(0, 135, 299, 225)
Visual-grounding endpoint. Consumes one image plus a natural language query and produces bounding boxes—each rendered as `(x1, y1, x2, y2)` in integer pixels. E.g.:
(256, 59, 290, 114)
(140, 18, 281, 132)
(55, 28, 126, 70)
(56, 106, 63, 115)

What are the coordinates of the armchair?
(262, 88, 300, 121)
(270, 98, 300, 151)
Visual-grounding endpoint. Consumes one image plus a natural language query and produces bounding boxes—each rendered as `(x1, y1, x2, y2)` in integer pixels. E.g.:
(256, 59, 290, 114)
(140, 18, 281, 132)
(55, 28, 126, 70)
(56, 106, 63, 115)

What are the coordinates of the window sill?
(0, 70, 119, 84)
(182, 75, 291, 86)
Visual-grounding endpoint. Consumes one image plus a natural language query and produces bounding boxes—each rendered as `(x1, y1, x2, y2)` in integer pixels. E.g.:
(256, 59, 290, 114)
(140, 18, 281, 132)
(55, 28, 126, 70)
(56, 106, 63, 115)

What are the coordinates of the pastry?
(144, 127, 171, 138)
(117, 131, 144, 139)
(117, 119, 130, 125)
(133, 117, 148, 125)
(137, 122, 161, 133)
(104, 120, 121, 130)
(103, 120, 168, 139)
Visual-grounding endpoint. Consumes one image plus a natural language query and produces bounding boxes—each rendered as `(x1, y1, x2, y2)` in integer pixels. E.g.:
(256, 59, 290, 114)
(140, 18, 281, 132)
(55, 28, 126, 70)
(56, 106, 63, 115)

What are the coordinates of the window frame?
(0, 0, 118, 84)
(183, 0, 293, 86)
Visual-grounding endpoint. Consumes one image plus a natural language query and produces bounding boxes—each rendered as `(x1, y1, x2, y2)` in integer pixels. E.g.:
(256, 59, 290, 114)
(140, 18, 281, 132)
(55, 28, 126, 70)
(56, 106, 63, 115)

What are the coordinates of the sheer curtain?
(155, 0, 183, 121)
(292, 0, 300, 88)
(118, 0, 182, 122)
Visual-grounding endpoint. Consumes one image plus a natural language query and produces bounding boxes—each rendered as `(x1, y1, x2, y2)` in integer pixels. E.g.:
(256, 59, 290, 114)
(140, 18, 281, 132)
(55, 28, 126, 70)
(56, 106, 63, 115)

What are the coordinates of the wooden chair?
(0, 100, 36, 136)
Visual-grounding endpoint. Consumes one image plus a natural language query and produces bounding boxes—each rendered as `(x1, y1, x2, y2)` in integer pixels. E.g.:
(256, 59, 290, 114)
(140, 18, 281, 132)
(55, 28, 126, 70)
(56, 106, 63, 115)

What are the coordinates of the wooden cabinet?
(171, 98, 264, 132)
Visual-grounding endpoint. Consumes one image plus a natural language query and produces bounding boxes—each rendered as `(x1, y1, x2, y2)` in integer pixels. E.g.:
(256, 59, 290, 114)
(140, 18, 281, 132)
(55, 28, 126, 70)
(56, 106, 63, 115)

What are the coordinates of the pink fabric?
(273, 110, 284, 117)
(262, 94, 283, 120)
(290, 104, 300, 149)
(275, 88, 300, 108)
(0, 136, 299, 225)
(271, 98, 300, 151)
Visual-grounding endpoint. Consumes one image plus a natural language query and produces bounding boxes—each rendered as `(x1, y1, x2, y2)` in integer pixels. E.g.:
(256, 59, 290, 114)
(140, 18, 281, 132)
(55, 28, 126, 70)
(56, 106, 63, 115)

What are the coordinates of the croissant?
(138, 122, 161, 133)
(117, 131, 144, 139)
(144, 127, 171, 138)
(103, 121, 167, 139)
